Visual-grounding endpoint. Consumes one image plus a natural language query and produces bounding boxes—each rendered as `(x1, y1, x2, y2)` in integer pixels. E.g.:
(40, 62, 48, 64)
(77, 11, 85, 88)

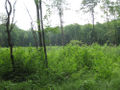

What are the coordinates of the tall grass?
(0, 44, 120, 90)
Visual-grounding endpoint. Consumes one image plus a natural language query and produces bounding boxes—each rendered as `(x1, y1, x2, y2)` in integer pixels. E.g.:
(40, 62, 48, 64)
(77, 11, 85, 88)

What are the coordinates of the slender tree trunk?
(5, 0, 15, 72)
(35, 2, 43, 47)
(92, 10, 95, 32)
(24, 5, 39, 49)
(59, 9, 64, 46)
(91, 8, 96, 43)
(39, 0, 48, 68)
(6, 16, 15, 72)
(106, 10, 110, 27)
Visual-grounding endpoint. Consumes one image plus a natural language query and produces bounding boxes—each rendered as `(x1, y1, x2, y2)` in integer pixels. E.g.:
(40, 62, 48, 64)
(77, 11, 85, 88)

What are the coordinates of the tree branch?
(5, 0, 12, 16)
(10, 0, 17, 32)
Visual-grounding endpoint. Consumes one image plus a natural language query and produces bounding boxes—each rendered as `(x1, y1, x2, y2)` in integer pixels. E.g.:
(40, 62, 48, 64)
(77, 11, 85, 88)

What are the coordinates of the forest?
(0, 0, 120, 90)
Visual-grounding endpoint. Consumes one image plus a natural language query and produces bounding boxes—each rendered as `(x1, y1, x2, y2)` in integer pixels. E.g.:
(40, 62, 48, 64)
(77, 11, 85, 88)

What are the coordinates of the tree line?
(0, 20, 120, 47)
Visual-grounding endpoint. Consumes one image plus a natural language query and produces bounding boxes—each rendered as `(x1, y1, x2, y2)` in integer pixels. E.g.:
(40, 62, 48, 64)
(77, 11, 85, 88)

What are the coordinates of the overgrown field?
(0, 44, 120, 90)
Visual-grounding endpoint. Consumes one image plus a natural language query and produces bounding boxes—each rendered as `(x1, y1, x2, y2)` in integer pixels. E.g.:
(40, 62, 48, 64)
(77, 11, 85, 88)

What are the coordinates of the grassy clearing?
(0, 44, 120, 90)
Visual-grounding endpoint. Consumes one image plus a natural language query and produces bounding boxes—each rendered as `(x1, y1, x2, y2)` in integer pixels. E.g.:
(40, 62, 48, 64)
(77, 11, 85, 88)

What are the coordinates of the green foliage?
(69, 40, 84, 46)
(81, 0, 99, 13)
(0, 20, 120, 46)
(0, 45, 120, 89)
(0, 47, 44, 82)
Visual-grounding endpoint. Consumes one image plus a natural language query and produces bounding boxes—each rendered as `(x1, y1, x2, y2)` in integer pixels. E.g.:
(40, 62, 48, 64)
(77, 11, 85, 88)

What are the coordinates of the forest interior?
(0, 0, 120, 90)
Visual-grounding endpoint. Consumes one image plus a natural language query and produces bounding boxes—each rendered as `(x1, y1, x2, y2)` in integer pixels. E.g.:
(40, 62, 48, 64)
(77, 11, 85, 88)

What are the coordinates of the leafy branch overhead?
(81, 0, 100, 13)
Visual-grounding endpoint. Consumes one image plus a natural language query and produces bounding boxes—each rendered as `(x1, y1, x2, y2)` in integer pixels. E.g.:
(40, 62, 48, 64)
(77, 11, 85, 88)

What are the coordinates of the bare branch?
(24, 4, 33, 22)
(10, 0, 17, 32)
(10, 21, 17, 31)
(5, 0, 12, 16)
(11, 0, 17, 24)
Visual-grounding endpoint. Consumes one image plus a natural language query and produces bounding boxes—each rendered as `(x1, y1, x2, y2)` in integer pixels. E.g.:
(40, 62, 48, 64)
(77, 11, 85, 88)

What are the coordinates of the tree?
(81, 0, 99, 43)
(52, 0, 66, 46)
(39, 0, 48, 68)
(100, 0, 111, 24)
(5, 0, 17, 72)
(34, 0, 43, 47)
(107, 1, 120, 45)
(25, 5, 39, 49)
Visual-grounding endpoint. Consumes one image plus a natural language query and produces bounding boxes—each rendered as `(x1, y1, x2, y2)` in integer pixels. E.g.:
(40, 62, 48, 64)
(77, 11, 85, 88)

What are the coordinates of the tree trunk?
(91, 8, 96, 43)
(5, 0, 16, 72)
(6, 16, 15, 72)
(59, 9, 64, 46)
(35, 2, 43, 47)
(39, 0, 48, 68)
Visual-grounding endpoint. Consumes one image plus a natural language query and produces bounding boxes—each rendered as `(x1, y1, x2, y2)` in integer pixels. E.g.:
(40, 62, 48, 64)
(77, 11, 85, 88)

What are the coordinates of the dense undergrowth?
(0, 44, 120, 90)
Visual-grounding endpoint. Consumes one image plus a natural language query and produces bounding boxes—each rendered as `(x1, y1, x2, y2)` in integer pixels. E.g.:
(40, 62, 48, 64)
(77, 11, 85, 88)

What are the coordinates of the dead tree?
(5, 0, 17, 72)
(25, 5, 39, 49)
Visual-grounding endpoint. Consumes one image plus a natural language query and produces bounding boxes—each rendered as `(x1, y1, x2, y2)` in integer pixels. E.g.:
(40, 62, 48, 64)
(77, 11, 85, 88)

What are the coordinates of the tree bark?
(25, 5, 39, 49)
(59, 8, 64, 46)
(91, 8, 96, 43)
(35, 2, 43, 47)
(39, 0, 48, 68)
(5, 0, 15, 72)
